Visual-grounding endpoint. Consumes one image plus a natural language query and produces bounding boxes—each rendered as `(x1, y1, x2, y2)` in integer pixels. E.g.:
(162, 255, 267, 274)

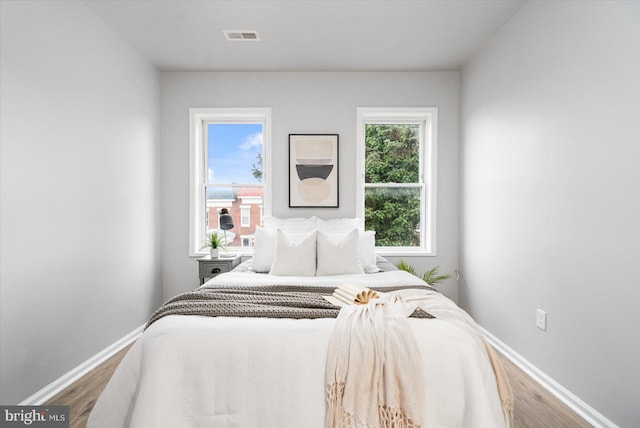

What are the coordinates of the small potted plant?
(202, 232, 226, 258)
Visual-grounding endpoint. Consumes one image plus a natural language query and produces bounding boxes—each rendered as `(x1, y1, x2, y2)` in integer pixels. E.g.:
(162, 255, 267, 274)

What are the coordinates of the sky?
(207, 123, 263, 184)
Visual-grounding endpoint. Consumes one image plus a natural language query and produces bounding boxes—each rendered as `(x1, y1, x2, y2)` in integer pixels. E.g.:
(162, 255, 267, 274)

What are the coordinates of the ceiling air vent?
(223, 30, 260, 41)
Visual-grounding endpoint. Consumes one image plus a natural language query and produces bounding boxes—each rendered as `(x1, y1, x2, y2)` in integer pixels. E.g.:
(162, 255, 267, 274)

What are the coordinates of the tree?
(364, 124, 421, 247)
(365, 124, 419, 183)
(251, 153, 263, 182)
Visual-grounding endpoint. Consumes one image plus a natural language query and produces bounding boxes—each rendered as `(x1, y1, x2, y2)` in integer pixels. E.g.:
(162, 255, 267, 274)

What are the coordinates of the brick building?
(206, 186, 263, 247)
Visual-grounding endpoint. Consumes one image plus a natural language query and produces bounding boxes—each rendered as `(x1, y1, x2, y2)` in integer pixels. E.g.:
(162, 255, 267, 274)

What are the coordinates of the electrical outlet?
(536, 309, 547, 331)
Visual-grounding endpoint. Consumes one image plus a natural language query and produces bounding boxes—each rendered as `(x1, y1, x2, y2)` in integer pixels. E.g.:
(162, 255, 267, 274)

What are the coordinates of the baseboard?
(19, 324, 144, 405)
(480, 327, 618, 428)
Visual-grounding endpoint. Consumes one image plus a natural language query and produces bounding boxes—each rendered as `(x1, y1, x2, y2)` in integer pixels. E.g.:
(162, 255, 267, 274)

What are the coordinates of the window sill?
(191, 248, 254, 258)
(375, 248, 436, 257)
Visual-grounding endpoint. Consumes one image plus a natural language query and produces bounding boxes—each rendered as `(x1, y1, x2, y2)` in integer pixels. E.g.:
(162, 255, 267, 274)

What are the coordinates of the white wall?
(160, 72, 459, 300)
(460, 1, 639, 426)
(0, 1, 162, 404)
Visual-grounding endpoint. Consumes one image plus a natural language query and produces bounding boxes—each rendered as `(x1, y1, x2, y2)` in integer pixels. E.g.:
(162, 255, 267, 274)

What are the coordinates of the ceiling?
(85, 0, 526, 72)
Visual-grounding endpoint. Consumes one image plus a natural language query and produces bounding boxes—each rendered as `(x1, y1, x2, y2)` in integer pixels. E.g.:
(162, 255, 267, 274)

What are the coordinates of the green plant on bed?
(397, 260, 451, 286)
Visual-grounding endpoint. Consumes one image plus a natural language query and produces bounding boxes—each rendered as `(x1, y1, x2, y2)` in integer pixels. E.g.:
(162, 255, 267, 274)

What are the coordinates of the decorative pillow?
(316, 229, 365, 276)
(251, 226, 277, 272)
(263, 216, 317, 232)
(269, 230, 317, 276)
(316, 217, 364, 233)
(358, 230, 380, 273)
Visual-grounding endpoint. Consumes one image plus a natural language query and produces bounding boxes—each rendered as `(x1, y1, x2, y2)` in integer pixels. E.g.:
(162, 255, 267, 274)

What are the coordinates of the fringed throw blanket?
(325, 289, 514, 428)
(146, 284, 432, 329)
(401, 289, 514, 428)
(326, 293, 425, 428)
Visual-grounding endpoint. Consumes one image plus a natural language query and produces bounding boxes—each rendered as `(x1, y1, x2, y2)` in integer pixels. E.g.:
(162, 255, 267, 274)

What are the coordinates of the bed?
(88, 218, 512, 428)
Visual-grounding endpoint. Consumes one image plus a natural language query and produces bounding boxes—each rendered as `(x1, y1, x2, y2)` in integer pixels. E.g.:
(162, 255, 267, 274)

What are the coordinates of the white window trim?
(240, 205, 251, 228)
(356, 107, 438, 256)
(189, 107, 272, 257)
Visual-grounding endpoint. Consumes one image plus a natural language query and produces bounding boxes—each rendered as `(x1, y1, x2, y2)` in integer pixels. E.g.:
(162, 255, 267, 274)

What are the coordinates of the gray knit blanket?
(146, 284, 433, 329)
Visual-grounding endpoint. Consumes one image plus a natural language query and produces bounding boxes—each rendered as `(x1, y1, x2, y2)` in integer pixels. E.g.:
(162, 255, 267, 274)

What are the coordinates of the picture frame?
(289, 134, 339, 208)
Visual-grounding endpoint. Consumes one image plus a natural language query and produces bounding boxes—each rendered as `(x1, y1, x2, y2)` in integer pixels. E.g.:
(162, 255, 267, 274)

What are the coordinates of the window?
(189, 108, 271, 256)
(356, 108, 437, 255)
(240, 206, 251, 228)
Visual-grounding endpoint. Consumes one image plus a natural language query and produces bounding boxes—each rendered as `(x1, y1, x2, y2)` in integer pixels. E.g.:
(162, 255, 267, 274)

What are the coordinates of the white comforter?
(88, 271, 506, 428)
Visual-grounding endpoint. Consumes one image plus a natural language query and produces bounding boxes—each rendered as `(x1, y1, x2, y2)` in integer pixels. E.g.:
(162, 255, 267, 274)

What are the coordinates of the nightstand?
(198, 255, 241, 284)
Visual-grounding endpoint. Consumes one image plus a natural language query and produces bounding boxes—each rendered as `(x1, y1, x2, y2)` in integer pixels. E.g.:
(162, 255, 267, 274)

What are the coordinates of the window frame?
(189, 107, 272, 257)
(356, 107, 438, 256)
(240, 205, 251, 228)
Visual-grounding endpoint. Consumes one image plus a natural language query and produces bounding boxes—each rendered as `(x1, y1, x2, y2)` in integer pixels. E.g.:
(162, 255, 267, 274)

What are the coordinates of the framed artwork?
(289, 134, 339, 208)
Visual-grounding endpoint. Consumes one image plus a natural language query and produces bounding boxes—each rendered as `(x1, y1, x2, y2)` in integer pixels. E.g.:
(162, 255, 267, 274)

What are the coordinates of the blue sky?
(207, 123, 263, 184)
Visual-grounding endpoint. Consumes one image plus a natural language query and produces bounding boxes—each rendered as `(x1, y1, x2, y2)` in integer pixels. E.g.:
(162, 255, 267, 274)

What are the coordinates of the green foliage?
(364, 123, 421, 247)
(252, 153, 263, 182)
(365, 123, 419, 183)
(421, 266, 451, 286)
(397, 260, 451, 286)
(202, 232, 226, 250)
(365, 187, 421, 246)
(396, 260, 417, 276)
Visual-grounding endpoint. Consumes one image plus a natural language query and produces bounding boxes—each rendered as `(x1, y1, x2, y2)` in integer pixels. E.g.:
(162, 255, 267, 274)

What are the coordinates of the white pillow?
(269, 230, 317, 276)
(263, 216, 317, 232)
(359, 230, 380, 273)
(251, 226, 277, 272)
(316, 229, 364, 276)
(316, 217, 364, 233)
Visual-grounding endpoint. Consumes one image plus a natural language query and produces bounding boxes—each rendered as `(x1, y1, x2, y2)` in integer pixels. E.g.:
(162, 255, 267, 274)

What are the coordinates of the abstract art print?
(289, 134, 339, 208)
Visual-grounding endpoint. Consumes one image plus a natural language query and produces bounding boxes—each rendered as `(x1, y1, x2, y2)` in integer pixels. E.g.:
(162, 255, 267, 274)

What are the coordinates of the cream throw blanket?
(325, 289, 513, 428)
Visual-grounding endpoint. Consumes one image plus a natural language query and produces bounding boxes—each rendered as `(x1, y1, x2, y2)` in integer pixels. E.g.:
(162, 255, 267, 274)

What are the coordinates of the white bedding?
(88, 270, 506, 428)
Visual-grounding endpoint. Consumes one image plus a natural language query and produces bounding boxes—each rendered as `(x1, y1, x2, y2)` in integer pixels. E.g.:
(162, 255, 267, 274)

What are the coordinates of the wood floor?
(45, 344, 132, 427)
(496, 352, 592, 428)
(46, 342, 592, 428)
